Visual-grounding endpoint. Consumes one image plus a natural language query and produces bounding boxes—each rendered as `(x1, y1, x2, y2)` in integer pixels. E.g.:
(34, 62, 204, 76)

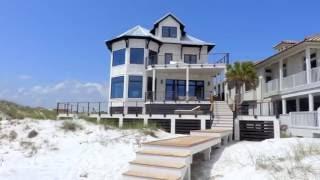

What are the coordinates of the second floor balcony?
(145, 53, 229, 70)
(264, 66, 320, 97)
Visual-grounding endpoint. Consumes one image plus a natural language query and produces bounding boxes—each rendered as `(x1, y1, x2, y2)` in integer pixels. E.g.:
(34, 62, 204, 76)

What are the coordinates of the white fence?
(282, 71, 307, 89)
(289, 111, 319, 128)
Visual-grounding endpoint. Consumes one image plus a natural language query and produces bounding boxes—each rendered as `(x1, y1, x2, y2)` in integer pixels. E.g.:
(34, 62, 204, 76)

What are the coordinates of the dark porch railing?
(145, 53, 230, 67)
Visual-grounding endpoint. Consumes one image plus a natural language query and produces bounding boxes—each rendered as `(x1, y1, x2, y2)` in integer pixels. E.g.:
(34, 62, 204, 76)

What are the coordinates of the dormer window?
(162, 26, 177, 38)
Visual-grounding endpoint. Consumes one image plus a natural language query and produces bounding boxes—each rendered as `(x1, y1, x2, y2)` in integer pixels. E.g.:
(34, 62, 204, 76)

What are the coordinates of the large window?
(165, 79, 204, 100)
(162, 26, 177, 38)
(130, 48, 144, 64)
(128, 76, 143, 98)
(165, 53, 173, 64)
(112, 49, 125, 66)
(111, 76, 124, 98)
(184, 54, 197, 64)
(188, 80, 204, 100)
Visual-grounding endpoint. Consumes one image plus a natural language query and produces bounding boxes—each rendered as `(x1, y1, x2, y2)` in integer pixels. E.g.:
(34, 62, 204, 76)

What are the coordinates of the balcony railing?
(282, 71, 307, 89)
(242, 90, 256, 101)
(145, 90, 218, 102)
(265, 79, 279, 95)
(145, 53, 229, 69)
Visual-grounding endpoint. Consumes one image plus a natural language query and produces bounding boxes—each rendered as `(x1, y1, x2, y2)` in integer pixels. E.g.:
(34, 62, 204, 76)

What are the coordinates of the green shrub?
(61, 121, 83, 131)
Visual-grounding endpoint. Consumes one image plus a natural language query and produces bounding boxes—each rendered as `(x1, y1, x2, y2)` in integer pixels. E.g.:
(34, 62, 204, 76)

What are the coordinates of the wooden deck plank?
(137, 149, 190, 157)
(192, 128, 232, 133)
(123, 170, 181, 180)
(130, 159, 186, 169)
(143, 135, 217, 147)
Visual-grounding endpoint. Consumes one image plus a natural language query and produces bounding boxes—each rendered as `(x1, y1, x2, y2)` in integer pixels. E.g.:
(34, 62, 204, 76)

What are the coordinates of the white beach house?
(235, 34, 320, 115)
(103, 13, 232, 133)
(230, 34, 320, 137)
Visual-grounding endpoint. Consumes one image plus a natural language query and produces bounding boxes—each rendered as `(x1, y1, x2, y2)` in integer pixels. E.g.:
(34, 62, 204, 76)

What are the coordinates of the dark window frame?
(111, 76, 124, 98)
(128, 75, 143, 98)
(162, 26, 177, 38)
(112, 49, 125, 66)
(165, 53, 173, 64)
(130, 48, 144, 64)
(184, 54, 197, 64)
(149, 50, 158, 65)
(303, 53, 317, 70)
(165, 79, 204, 100)
(283, 63, 287, 77)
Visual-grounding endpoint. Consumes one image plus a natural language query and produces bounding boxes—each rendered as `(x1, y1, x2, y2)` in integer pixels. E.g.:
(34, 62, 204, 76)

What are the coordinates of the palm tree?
(226, 61, 258, 113)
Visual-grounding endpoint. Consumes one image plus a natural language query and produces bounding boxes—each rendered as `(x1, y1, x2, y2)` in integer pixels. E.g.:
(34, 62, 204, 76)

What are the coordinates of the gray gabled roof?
(153, 13, 185, 27)
(105, 14, 215, 51)
(117, 25, 158, 39)
(150, 13, 185, 35)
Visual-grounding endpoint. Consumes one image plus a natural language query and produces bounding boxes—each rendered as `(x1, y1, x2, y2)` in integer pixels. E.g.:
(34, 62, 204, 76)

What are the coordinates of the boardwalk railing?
(56, 102, 108, 116)
(289, 111, 319, 128)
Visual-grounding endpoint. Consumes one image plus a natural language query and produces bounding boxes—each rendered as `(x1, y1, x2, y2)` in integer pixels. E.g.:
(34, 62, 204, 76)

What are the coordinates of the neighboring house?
(105, 13, 229, 116)
(235, 34, 320, 115)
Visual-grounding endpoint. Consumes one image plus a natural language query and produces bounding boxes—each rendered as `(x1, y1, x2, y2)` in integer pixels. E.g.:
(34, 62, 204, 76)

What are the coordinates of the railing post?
(56, 103, 59, 114)
(110, 101, 113, 116)
(226, 53, 230, 64)
(135, 101, 138, 117)
(87, 102, 90, 116)
(64, 104, 66, 114)
(76, 103, 79, 114)
(98, 102, 101, 116)
(317, 107, 320, 127)
(122, 101, 125, 116)
(67, 103, 69, 116)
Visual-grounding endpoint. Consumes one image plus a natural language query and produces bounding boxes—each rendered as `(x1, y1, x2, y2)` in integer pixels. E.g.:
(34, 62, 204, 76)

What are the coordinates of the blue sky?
(0, 0, 319, 107)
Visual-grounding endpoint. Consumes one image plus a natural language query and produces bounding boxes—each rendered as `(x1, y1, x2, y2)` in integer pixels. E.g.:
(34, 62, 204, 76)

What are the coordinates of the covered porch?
(144, 64, 226, 103)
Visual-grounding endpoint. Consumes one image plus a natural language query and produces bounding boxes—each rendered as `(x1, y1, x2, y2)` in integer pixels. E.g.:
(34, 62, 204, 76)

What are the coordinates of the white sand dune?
(0, 119, 319, 180)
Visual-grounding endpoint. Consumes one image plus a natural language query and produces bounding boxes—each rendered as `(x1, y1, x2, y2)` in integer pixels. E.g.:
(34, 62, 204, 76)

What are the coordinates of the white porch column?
(170, 118, 175, 134)
(308, 93, 314, 112)
(200, 119, 206, 130)
(123, 48, 130, 114)
(186, 67, 189, 101)
(282, 98, 287, 114)
(296, 98, 300, 112)
(279, 59, 283, 90)
(152, 69, 156, 101)
(142, 74, 148, 114)
(306, 47, 312, 84)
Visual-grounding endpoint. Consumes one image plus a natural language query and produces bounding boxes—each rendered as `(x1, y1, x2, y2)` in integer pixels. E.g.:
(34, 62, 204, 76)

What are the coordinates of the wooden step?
(123, 170, 181, 180)
(137, 149, 190, 157)
(143, 136, 216, 147)
(130, 159, 186, 169)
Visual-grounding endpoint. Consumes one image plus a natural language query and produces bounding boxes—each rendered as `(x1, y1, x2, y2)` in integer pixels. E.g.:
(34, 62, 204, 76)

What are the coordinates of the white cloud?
(0, 80, 108, 108)
(18, 75, 32, 80)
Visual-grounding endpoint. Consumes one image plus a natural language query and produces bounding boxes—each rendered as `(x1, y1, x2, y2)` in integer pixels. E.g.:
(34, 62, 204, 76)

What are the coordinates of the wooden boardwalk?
(123, 128, 233, 180)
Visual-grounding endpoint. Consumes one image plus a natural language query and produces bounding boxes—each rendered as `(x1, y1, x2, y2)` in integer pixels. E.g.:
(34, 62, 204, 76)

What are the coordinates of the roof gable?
(150, 13, 185, 35)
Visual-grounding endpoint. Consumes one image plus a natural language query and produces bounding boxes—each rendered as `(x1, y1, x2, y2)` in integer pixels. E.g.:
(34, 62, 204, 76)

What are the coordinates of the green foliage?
(226, 61, 258, 90)
(226, 61, 258, 106)
(122, 119, 144, 129)
(60, 121, 83, 131)
(0, 100, 56, 119)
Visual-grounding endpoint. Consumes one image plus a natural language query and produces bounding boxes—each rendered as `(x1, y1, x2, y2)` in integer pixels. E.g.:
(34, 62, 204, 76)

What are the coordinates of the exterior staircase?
(211, 101, 234, 129)
(123, 136, 220, 180)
